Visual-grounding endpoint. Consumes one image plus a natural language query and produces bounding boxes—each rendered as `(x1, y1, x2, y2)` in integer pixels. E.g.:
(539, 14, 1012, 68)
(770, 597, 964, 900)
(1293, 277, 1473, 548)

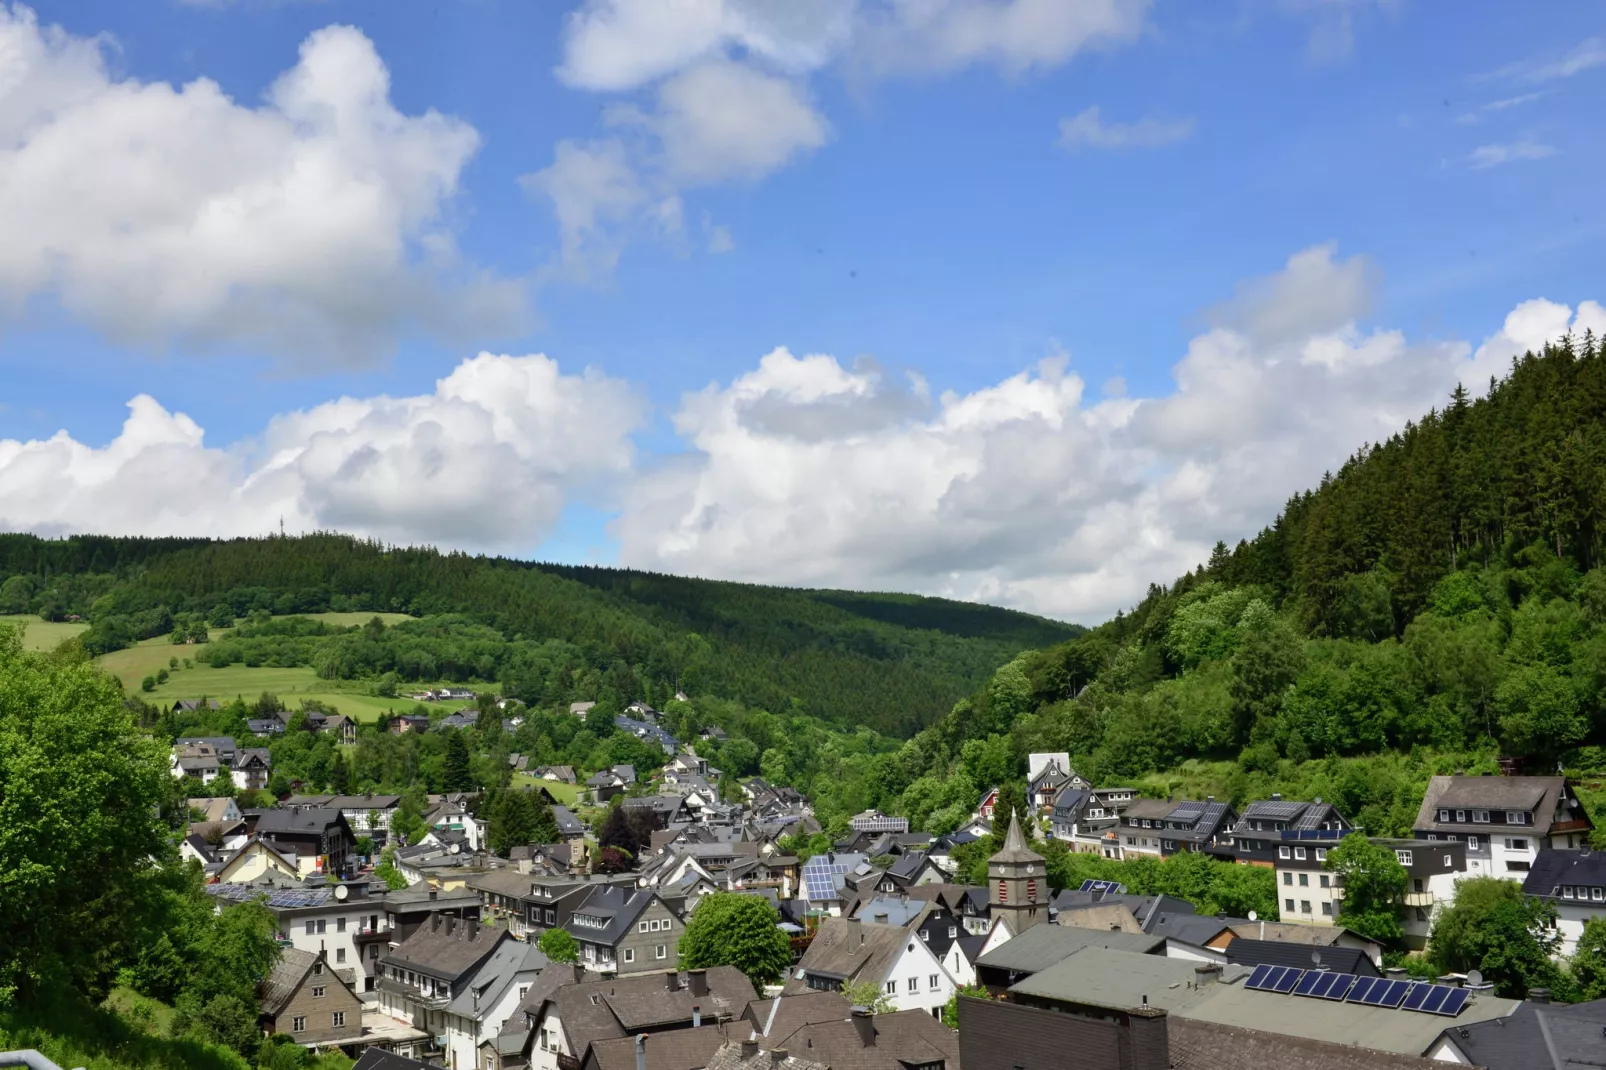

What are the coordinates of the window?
(1468, 836, 1480, 851)
(1506, 811, 1525, 825)
(313, 962, 323, 975)
(1413, 878, 1424, 893)
(1455, 810, 1466, 823)
(1564, 887, 1576, 899)
(662, 919, 672, 930)
(948, 926, 957, 938)
(336, 949, 346, 964)
(623, 949, 635, 963)
(292, 1016, 306, 1033)
(1238, 840, 1249, 852)
(519, 986, 530, 999)
(312, 987, 325, 999)
(546, 909, 556, 924)
(884, 981, 896, 995)
(316, 920, 326, 935)
(305, 920, 315, 935)
(1300, 901, 1312, 914)
(930, 974, 940, 989)
(337, 917, 346, 932)
(1298, 873, 1309, 887)
(1321, 903, 1332, 916)
(1593, 888, 1604, 903)
(1294, 847, 1307, 861)
(1319, 875, 1330, 888)
(638, 921, 649, 933)
(1508, 838, 1529, 851)
(1282, 872, 1292, 886)
(1125, 837, 1135, 846)
(908, 977, 918, 993)
(920, 930, 929, 942)
(1473, 810, 1489, 823)
(1285, 898, 1295, 913)
(332, 1011, 345, 1028)
(1278, 846, 1291, 859)
(1437, 809, 1449, 822)
(655, 945, 667, 959)
(369, 946, 379, 960)
(1395, 850, 1413, 866)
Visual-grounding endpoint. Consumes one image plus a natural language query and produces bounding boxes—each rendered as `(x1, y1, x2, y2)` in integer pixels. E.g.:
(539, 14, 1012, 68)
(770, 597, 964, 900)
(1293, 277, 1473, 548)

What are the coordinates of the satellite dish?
(1247, 910, 1257, 921)
(334, 884, 348, 901)
(1311, 951, 1322, 965)
(1467, 970, 1483, 986)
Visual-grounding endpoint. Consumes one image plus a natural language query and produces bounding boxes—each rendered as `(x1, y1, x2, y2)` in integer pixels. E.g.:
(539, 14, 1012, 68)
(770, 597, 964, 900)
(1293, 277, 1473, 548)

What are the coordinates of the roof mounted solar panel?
(1245, 964, 1275, 991)
(1079, 879, 1126, 894)
(1436, 988, 1471, 1017)
(1273, 968, 1304, 994)
(1401, 983, 1431, 1011)
(1345, 976, 1377, 1004)
(1373, 979, 1410, 1007)
(1321, 975, 1355, 1001)
(1420, 985, 1451, 1014)
(1294, 971, 1325, 997)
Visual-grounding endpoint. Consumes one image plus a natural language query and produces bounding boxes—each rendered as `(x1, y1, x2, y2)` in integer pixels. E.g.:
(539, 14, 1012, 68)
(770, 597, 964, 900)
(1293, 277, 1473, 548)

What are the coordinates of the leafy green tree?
(375, 847, 410, 891)
(1494, 664, 1585, 759)
(141, 674, 156, 692)
(538, 926, 579, 964)
(840, 978, 895, 1013)
(1570, 915, 1606, 1000)
(1324, 834, 1407, 943)
(0, 627, 175, 1002)
(489, 788, 560, 855)
(677, 893, 793, 990)
(942, 984, 989, 1029)
(1229, 600, 1306, 744)
(443, 730, 474, 792)
(1429, 877, 1564, 998)
(389, 785, 429, 846)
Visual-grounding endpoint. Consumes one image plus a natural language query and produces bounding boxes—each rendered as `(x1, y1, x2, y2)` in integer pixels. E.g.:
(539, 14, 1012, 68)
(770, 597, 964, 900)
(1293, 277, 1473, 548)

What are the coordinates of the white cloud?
(521, 139, 652, 283)
(650, 60, 830, 184)
(704, 213, 736, 254)
(849, 0, 1149, 78)
(1524, 35, 1606, 81)
(1454, 91, 1546, 125)
(1462, 298, 1606, 388)
(0, 6, 523, 365)
(1468, 140, 1558, 169)
(0, 353, 644, 550)
(615, 247, 1601, 622)
(1057, 105, 1193, 151)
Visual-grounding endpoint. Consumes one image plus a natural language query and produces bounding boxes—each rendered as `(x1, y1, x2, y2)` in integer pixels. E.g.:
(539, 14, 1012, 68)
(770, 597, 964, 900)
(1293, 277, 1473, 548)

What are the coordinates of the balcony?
(1404, 891, 1435, 908)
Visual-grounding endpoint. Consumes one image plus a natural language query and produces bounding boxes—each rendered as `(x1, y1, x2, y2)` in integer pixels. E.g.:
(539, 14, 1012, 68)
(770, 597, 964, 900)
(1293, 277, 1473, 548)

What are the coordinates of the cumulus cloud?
(1468, 140, 1558, 169)
(615, 247, 1601, 622)
(1057, 105, 1193, 151)
(0, 6, 523, 365)
(0, 354, 644, 550)
(534, 0, 1150, 278)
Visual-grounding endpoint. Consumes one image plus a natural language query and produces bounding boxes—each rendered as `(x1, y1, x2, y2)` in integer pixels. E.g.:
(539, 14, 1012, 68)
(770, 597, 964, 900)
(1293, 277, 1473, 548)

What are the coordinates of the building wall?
(445, 970, 539, 1070)
(958, 995, 1168, 1070)
(883, 937, 956, 1015)
(1274, 865, 1342, 924)
(267, 967, 364, 1047)
(279, 906, 389, 989)
(610, 898, 682, 975)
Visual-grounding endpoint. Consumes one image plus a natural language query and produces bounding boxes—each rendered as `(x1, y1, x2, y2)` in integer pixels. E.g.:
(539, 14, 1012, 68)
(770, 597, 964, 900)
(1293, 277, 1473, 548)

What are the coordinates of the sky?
(0, 0, 1603, 624)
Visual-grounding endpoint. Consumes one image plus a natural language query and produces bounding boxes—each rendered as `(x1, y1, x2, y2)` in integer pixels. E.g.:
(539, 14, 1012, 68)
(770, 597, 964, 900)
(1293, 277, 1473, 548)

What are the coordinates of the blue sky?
(0, 1, 1602, 622)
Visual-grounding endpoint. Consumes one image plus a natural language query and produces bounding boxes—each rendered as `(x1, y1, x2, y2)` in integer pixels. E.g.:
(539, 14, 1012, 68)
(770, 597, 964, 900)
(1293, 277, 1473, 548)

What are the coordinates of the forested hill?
(0, 533, 1078, 735)
(861, 330, 1606, 840)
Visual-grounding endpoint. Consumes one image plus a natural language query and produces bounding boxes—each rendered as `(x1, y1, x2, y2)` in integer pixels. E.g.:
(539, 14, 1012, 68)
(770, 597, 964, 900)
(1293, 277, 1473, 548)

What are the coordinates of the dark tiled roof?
(251, 807, 348, 836)
(568, 885, 661, 946)
(1415, 775, 1579, 837)
(540, 967, 753, 1049)
(586, 1026, 729, 1070)
(260, 947, 318, 1017)
(382, 914, 507, 981)
(1223, 938, 1379, 976)
(1149, 913, 1240, 948)
(353, 1049, 436, 1070)
(784, 919, 910, 992)
(743, 992, 853, 1040)
(1440, 998, 1606, 1070)
(1169, 1017, 1445, 1070)
(1523, 848, 1606, 897)
(706, 1042, 827, 1070)
(768, 1010, 960, 1070)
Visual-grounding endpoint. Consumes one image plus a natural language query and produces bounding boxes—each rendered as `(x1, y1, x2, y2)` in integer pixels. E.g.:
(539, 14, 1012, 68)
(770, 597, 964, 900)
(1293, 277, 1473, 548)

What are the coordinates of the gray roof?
(1524, 848, 1606, 898)
(975, 923, 1166, 975)
(552, 805, 586, 836)
(537, 966, 753, 1045)
(742, 991, 853, 1040)
(1438, 997, 1606, 1070)
(1008, 946, 1241, 1010)
(784, 918, 911, 990)
(260, 947, 319, 1017)
(445, 938, 548, 1020)
(1169, 1017, 1451, 1070)
(705, 1042, 827, 1070)
(568, 885, 663, 946)
(1415, 775, 1581, 837)
(383, 914, 508, 981)
(251, 807, 349, 836)
(1223, 938, 1379, 976)
(586, 1026, 730, 1070)
(766, 1009, 960, 1070)
(1148, 913, 1241, 948)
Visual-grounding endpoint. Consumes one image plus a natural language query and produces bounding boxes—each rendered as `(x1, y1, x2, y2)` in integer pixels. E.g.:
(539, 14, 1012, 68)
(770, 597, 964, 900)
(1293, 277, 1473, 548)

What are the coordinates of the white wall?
(882, 938, 955, 1016)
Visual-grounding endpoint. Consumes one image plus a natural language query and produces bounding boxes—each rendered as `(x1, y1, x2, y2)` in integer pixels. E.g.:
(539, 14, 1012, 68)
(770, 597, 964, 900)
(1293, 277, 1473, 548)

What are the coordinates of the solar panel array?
(1079, 879, 1127, 894)
(800, 855, 859, 901)
(1245, 967, 1472, 1018)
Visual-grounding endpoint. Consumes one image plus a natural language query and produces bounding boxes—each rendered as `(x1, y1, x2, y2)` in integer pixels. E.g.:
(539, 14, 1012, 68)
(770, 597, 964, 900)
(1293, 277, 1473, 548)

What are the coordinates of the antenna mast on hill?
(279, 516, 285, 538)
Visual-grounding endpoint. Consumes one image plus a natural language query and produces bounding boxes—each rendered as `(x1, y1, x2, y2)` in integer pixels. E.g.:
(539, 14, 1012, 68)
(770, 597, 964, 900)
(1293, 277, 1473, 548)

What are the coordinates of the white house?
(786, 917, 957, 1017)
(442, 940, 549, 1070)
(1413, 776, 1593, 880)
(1524, 848, 1606, 958)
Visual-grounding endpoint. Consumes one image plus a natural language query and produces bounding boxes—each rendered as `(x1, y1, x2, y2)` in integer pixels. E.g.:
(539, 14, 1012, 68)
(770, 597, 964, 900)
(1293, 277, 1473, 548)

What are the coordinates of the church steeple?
(988, 808, 1047, 935)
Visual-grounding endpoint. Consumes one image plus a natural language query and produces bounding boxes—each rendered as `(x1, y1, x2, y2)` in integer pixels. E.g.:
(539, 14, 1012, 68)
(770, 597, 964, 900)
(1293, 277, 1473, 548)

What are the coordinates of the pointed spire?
(990, 807, 1043, 864)
(1004, 807, 1027, 852)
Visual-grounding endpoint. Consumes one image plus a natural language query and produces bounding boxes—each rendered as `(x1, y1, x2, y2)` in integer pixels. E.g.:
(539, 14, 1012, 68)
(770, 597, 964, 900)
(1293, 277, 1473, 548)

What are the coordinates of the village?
(171, 696, 1603, 1070)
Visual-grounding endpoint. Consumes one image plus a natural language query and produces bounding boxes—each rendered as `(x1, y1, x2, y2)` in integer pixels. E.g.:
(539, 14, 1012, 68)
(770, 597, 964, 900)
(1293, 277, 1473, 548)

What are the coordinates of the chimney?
(1270, 793, 1282, 801)
(1194, 963, 1221, 987)
(850, 1007, 876, 1048)
(1437, 975, 1462, 988)
(1530, 988, 1551, 1004)
(635, 1034, 648, 1070)
(689, 969, 709, 997)
(769, 1050, 788, 1066)
(740, 1040, 760, 1058)
(429, 889, 438, 901)
(1384, 967, 1406, 980)
(667, 971, 679, 991)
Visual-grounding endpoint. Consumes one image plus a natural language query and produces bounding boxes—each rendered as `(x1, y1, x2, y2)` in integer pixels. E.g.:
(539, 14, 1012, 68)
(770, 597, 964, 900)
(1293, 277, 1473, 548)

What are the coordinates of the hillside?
(863, 330, 1606, 841)
(0, 534, 1079, 736)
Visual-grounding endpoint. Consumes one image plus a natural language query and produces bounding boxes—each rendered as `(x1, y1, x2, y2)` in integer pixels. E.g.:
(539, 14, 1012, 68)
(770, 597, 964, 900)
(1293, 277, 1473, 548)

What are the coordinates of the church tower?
(988, 808, 1048, 936)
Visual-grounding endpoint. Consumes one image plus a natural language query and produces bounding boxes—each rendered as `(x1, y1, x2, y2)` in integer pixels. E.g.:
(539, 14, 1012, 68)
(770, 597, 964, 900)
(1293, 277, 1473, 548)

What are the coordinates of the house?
(972, 923, 1166, 992)
(621, 794, 689, 828)
(212, 877, 392, 991)
(377, 915, 511, 1059)
(533, 765, 578, 784)
(381, 882, 484, 944)
(1221, 938, 1379, 977)
(1223, 920, 1384, 967)
(1027, 752, 1086, 813)
(441, 939, 551, 1070)
(214, 836, 303, 883)
(1108, 797, 1236, 860)
(797, 852, 869, 915)
(243, 807, 357, 878)
(172, 699, 222, 714)
(1523, 848, 1606, 957)
(1048, 784, 1135, 852)
(440, 688, 477, 702)
(191, 796, 242, 825)
(699, 725, 729, 743)
(783, 915, 956, 1016)
(440, 708, 480, 730)
(616, 715, 679, 755)
(763, 1009, 959, 1070)
(518, 966, 754, 1070)
(581, 1028, 734, 1070)
(170, 741, 224, 784)
(1204, 795, 1353, 923)
(569, 701, 597, 718)
(288, 794, 405, 846)
(587, 764, 636, 803)
(352, 1051, 434, 1070)
(988, 809, 1050, 939)
(1362, 838, 1467, 948)
(322, 714, 358, 745)
(390, 713, 431, 734)
(551, 805, 587, 845)
(849, 809, 910, 834)
(1427, 995, 1606, 1067)
(1412, 774, 1593, 877)
(248, 715, 287, 737)
(232, 747, 273, 792)
(562, 885, 683, 976)
(259, 947, 364, 1047)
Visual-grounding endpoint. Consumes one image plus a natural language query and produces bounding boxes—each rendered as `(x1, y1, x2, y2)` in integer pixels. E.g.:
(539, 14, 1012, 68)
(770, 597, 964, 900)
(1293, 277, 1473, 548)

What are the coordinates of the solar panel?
(1401, 983, 1431, 1011)
(1273, 968, 1303, 994)
(1079, 879, 1127, 894)
(1321, 975, 1355, 1001)
(1245, 964, 1275, 991)
(1421, 985, 1451, 1014)
(1437, 988, 1471, 1017)
(1345, 976, 1377, 1004)
(1294, 971, 1325, 996)
(1373, 980, 1410, 1007)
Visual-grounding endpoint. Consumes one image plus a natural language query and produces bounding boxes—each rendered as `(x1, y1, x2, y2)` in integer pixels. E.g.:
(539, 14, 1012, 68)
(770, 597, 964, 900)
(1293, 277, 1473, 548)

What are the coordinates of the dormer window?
(1278, 846, 1291, 860)
(1473, 811, 1489, 824)
(1455, 810, 1466, 822)
(1438, 810, 1449, 822)
(1505, 811, 1525, 825)
(1294, 847, 1307, 860)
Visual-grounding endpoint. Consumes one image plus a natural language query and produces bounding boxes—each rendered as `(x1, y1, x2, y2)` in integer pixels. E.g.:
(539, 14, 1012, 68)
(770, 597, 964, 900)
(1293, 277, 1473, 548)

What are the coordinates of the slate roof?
(1438, 996, 1606, 1069)
(567, 885, 662, 946)
(1051, 889, 1197, 932)
(705, 1042, 828, 1070)
(552, 805, 586, 837)
(250, 807, 348, 836)
(352, 1047, 436, 1070)
(1147, 913, 1242, 948)
(1414, 775, 1583, 837)
(1226, 921, 1380, 952)
(851, 896, 930, 928)
(742, 992, 854, 1040)
(260, 947, 319, 1017)
(1523, 848, 1606, 898)
(989, 809, 1042, 864)
(784, 919, 911, 991)
(587, 1026, 732, 1070)
(383, 914, 507, 982)
(767, 1010, 960, 1070)
(445, 939, 549, 1020)
(1168, 1018, 1448, 1070)
(975, 923, 1166, 975)
(1228, 799, 1348, 837)
(539, 966, 753, 1046)
(1222, 938, 1380, 976)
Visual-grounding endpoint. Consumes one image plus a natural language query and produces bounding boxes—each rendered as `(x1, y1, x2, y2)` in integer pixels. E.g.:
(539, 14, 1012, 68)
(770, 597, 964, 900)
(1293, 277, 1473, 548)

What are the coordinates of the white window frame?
(907, 977, 917, 993)
(1278, 846, 1291, 860)
(1315, 848, 1327, 862)
(1455, 810, 1466, 823)
(655, 944, 667, 959)
(623, 948, 635, 963)
(1294, 847, 1307, 860)
(638, 921, 649, 933)
(1505, 811, 1524, 825)
(332, 1011, 345, 1028)
(884, 981, 896, 995)
(1473, 810, 1489, 823)
(1396, 850, 1413, 866)
(1592, 888, 1603, 903)
(292, 1016, 306, 1033)
(1468, 836, 1480, 850)
(930, 974, 940, 989)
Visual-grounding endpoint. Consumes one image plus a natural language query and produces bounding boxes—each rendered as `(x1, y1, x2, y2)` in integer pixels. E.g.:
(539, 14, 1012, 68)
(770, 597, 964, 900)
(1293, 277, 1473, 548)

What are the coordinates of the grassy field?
(102, 986, 175, 1034)
(300, 611, 414, 628)
(512, 774, 583, 806)
(1, 614, 90, 651)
